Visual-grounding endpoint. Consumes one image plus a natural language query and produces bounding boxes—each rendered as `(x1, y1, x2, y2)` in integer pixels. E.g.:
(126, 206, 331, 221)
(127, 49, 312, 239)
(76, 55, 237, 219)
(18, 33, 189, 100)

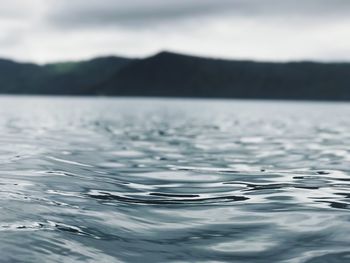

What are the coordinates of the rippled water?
(0, 96, 350, 262)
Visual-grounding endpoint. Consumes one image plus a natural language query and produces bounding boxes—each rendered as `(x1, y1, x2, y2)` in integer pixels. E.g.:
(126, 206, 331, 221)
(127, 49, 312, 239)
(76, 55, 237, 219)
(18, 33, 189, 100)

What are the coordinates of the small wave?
(86, 190, 249, 205)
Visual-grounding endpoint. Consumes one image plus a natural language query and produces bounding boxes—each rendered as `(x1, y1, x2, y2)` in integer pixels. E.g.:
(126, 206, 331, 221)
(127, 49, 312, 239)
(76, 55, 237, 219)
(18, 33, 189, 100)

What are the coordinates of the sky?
(1, 0, 350, 63)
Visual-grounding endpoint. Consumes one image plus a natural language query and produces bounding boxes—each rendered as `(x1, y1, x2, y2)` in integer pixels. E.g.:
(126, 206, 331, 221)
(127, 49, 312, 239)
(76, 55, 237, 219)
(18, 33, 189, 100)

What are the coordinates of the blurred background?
(0, 0, 350, 99)
(2, 0, 350, 62)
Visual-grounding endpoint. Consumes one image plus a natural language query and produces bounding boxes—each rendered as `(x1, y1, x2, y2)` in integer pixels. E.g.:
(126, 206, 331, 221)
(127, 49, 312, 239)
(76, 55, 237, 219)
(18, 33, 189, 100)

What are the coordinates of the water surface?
(0, 96, 349, 262)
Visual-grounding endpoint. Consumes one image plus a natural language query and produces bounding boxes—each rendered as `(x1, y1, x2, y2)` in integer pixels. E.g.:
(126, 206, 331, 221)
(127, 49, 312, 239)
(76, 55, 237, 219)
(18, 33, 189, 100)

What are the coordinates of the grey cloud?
(47, 0, 235, 28)
(46, 0, 350, 29)
(0, 0, 45, 19)
(1, 0, 349, 62)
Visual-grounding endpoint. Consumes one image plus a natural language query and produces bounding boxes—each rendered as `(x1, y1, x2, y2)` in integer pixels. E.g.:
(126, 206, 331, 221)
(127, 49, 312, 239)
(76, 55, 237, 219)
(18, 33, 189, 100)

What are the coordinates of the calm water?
(0, 96, 349, 262)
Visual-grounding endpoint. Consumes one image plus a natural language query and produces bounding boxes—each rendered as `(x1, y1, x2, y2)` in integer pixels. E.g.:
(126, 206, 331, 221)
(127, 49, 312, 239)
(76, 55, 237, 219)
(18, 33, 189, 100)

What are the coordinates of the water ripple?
(86, 190, 249, 205)
(0, 97, 349, 262)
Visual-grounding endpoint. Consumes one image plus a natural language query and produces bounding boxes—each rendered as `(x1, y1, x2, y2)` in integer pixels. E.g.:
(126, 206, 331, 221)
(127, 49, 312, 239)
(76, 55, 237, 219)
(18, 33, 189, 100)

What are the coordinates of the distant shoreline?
(1, 51, 350, 101)
(0, 94, 349, 104)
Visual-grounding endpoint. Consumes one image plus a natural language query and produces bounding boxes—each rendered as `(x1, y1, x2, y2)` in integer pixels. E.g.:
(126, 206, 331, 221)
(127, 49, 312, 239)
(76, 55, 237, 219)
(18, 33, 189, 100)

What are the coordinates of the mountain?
(0, 56, 133, 95)
(97, 52, 350, 100)
(0, 59, 42, 93)
(42, 56, 133, 94)
(1, 51, 350, 100)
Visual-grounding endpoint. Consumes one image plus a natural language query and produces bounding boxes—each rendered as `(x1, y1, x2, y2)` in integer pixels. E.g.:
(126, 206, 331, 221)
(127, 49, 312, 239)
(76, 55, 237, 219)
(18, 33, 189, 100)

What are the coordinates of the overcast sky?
(1, 0, 350, 63)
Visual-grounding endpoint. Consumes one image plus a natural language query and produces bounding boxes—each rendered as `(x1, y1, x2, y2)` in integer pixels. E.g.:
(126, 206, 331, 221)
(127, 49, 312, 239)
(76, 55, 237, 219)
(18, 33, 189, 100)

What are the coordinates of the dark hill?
(0, 59, 43, 93)
(1, 51, 350, 100)
(97, 52, 350, 100)
(41, 56, 133, 94)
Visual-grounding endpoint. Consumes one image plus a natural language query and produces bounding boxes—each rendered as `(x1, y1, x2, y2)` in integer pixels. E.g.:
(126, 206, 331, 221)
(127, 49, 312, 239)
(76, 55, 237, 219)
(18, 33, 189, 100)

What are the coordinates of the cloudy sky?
(1, 0, 350, 63)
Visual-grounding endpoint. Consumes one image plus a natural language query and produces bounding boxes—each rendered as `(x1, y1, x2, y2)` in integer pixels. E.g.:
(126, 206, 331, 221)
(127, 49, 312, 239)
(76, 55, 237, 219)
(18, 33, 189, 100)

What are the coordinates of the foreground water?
(0, 96, 349, 262)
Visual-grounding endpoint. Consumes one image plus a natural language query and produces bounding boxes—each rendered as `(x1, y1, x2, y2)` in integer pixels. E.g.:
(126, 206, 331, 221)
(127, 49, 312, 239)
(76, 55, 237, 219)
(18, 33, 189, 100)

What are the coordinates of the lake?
(0, 96, 349, 262)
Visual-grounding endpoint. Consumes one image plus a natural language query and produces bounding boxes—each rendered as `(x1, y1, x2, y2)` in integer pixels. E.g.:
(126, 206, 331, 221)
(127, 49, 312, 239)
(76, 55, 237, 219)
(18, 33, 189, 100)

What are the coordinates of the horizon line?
(2, 50, 350, 65)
